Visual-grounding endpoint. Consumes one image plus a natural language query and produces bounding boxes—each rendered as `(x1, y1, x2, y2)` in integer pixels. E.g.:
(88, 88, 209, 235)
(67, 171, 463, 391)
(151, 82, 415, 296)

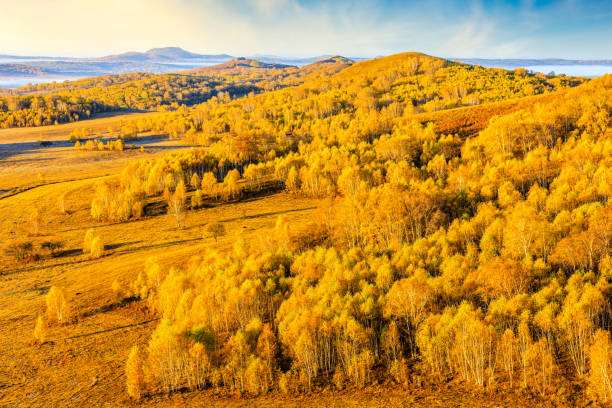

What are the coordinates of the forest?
(3, 52, 611, 406)
(0, 57, 354, 129)
(74, 54, 612, 402)
(0, 54, 583, 130)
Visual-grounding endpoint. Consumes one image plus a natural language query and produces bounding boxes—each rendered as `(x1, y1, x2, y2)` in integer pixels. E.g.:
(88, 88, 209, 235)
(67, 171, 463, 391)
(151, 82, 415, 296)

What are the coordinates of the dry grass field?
(0, 113, 573, 408)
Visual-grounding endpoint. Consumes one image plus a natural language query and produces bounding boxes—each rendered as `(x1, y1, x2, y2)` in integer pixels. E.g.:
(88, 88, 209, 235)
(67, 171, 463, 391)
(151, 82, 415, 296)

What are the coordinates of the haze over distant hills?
(0, 47, 610, 89)
(0, 47, 233, 78)
(458, 58, 612, 78)
(460, 58, 612, 67)
(0, 47, 365, 88)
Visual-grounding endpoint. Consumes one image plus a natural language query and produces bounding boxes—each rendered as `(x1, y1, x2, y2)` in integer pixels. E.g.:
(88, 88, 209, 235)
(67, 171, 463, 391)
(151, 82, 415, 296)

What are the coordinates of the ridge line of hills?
(1, 47, 610, 87)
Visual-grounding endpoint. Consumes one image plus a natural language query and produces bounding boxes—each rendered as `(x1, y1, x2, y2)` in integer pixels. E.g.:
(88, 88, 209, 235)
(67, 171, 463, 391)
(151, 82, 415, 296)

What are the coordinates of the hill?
(183, 57, 295, 75)
(0, 45, 610, 407)
(97, 47, 232, 63)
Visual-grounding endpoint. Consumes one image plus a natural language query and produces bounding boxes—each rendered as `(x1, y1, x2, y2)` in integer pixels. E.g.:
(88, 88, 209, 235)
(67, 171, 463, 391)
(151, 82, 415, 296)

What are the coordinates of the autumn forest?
(0, 48, 611, 407)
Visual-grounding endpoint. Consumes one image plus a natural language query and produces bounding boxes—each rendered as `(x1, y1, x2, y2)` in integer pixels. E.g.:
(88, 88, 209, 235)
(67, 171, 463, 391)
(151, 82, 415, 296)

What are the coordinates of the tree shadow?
(115, 237, 202, 255)
(218, 206, 317, 224)
(55, 248, 83, 258)
(64, 318, 159, 340)
(104, 240, 141, 251)
(81, 296, 139, 318)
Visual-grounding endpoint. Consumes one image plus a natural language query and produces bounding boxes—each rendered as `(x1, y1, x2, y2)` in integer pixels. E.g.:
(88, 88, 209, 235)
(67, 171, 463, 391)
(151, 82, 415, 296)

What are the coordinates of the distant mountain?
(181, 55, 356, 87)
(0, 54, 65, 61)
(182, 57, 295, 78)
(248, 54, 367, 66)
(204, 57, 293, 70)
(97, 47, 232, 63)
(0, 64, 45, 76)
(297, 56, 355, 76)
(249, 54, 335, 66)
(0, 48, 234, 86)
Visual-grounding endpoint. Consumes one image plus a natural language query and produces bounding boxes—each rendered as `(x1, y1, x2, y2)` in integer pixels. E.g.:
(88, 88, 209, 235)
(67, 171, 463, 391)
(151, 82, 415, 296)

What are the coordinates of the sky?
(0, 0, 611, 59)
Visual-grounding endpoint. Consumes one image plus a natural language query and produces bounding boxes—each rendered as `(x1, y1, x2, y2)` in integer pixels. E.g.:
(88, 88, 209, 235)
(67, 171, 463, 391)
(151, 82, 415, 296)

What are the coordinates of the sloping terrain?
(0, 53, 609, 408)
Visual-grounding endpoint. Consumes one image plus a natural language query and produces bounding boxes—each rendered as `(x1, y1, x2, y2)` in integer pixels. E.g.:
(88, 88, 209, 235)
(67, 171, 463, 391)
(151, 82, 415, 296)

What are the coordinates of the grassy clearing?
(0, 112, 189, 193)
(0, 165, 320, 406)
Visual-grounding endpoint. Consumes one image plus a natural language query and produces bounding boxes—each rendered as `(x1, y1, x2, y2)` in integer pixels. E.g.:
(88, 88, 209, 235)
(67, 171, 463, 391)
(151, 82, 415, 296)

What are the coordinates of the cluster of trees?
(10, 73, 158, 96)
(0, 73, 257, 128)
(90, 180, 145, 222)
(116, 69, 611, 402)
(75, 138, 125, 152)
(83, 229, 104, 259)
(1, 53, 585, 135)
(91, 148, 258, 223)
(178, 53, 584, 150)
(33, 286, 71, 345)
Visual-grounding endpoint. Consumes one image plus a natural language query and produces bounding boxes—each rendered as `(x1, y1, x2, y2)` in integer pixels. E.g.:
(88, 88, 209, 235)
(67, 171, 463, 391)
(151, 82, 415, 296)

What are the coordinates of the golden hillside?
(0, 50, 610, 408)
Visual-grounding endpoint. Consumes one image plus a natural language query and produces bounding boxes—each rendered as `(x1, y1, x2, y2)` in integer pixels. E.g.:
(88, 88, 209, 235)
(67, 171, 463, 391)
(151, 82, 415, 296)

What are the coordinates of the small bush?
(205, 222, 226, 243)
(112, 279, 126, 302)
(41, 240, 64, 257)
(4, 240, 36, 262)
(83, 228, 95, 253)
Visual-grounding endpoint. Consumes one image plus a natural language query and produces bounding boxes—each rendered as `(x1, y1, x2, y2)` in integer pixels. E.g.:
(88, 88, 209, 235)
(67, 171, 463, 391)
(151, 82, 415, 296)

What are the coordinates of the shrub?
(4, 240, 35, 262)
(41, 240, 64, 257)
(205, 222, 226, 243)
(83, 228, 95, 253)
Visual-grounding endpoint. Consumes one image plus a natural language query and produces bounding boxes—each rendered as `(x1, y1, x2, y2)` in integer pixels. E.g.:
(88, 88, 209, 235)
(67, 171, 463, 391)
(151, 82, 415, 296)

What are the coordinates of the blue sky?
(1, 0, 610, 58)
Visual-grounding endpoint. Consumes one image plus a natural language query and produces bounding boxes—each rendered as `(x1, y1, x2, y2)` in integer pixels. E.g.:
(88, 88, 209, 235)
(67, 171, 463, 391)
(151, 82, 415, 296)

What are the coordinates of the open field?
(0, 112, 185, 194)
(0, 124, 321, 406)
(0, 112, 158, 145)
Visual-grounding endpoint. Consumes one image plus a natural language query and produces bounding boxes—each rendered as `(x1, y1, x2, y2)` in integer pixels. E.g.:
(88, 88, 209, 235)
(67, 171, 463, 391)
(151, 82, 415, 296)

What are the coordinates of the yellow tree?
(168, 189, 186, 228)
(384, 270, 432, 356)
(589, 329, 612, 403)
(223, 169, 241, 201)
(499, 329, 517, 388)
(83, 228, 95, 254)
(126, 345, 145, 400)
(90, 236, 104, 259)
(190, 173, 201, 189)
(33, 315, 47, 344)
(46, 286, 70, 323)
(201, 172, 217, 195)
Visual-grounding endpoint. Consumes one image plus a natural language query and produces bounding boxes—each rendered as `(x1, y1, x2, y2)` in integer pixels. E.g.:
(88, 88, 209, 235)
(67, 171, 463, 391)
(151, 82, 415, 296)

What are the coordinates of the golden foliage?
(125, 345, 145, 400)
(33, 315, 46, 345)
(45, 286, 70, 323)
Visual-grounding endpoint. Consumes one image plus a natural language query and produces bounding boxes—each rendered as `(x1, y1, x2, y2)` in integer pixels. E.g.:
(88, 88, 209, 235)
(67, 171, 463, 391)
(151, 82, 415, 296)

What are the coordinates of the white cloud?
(0, 0, 609, 58)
